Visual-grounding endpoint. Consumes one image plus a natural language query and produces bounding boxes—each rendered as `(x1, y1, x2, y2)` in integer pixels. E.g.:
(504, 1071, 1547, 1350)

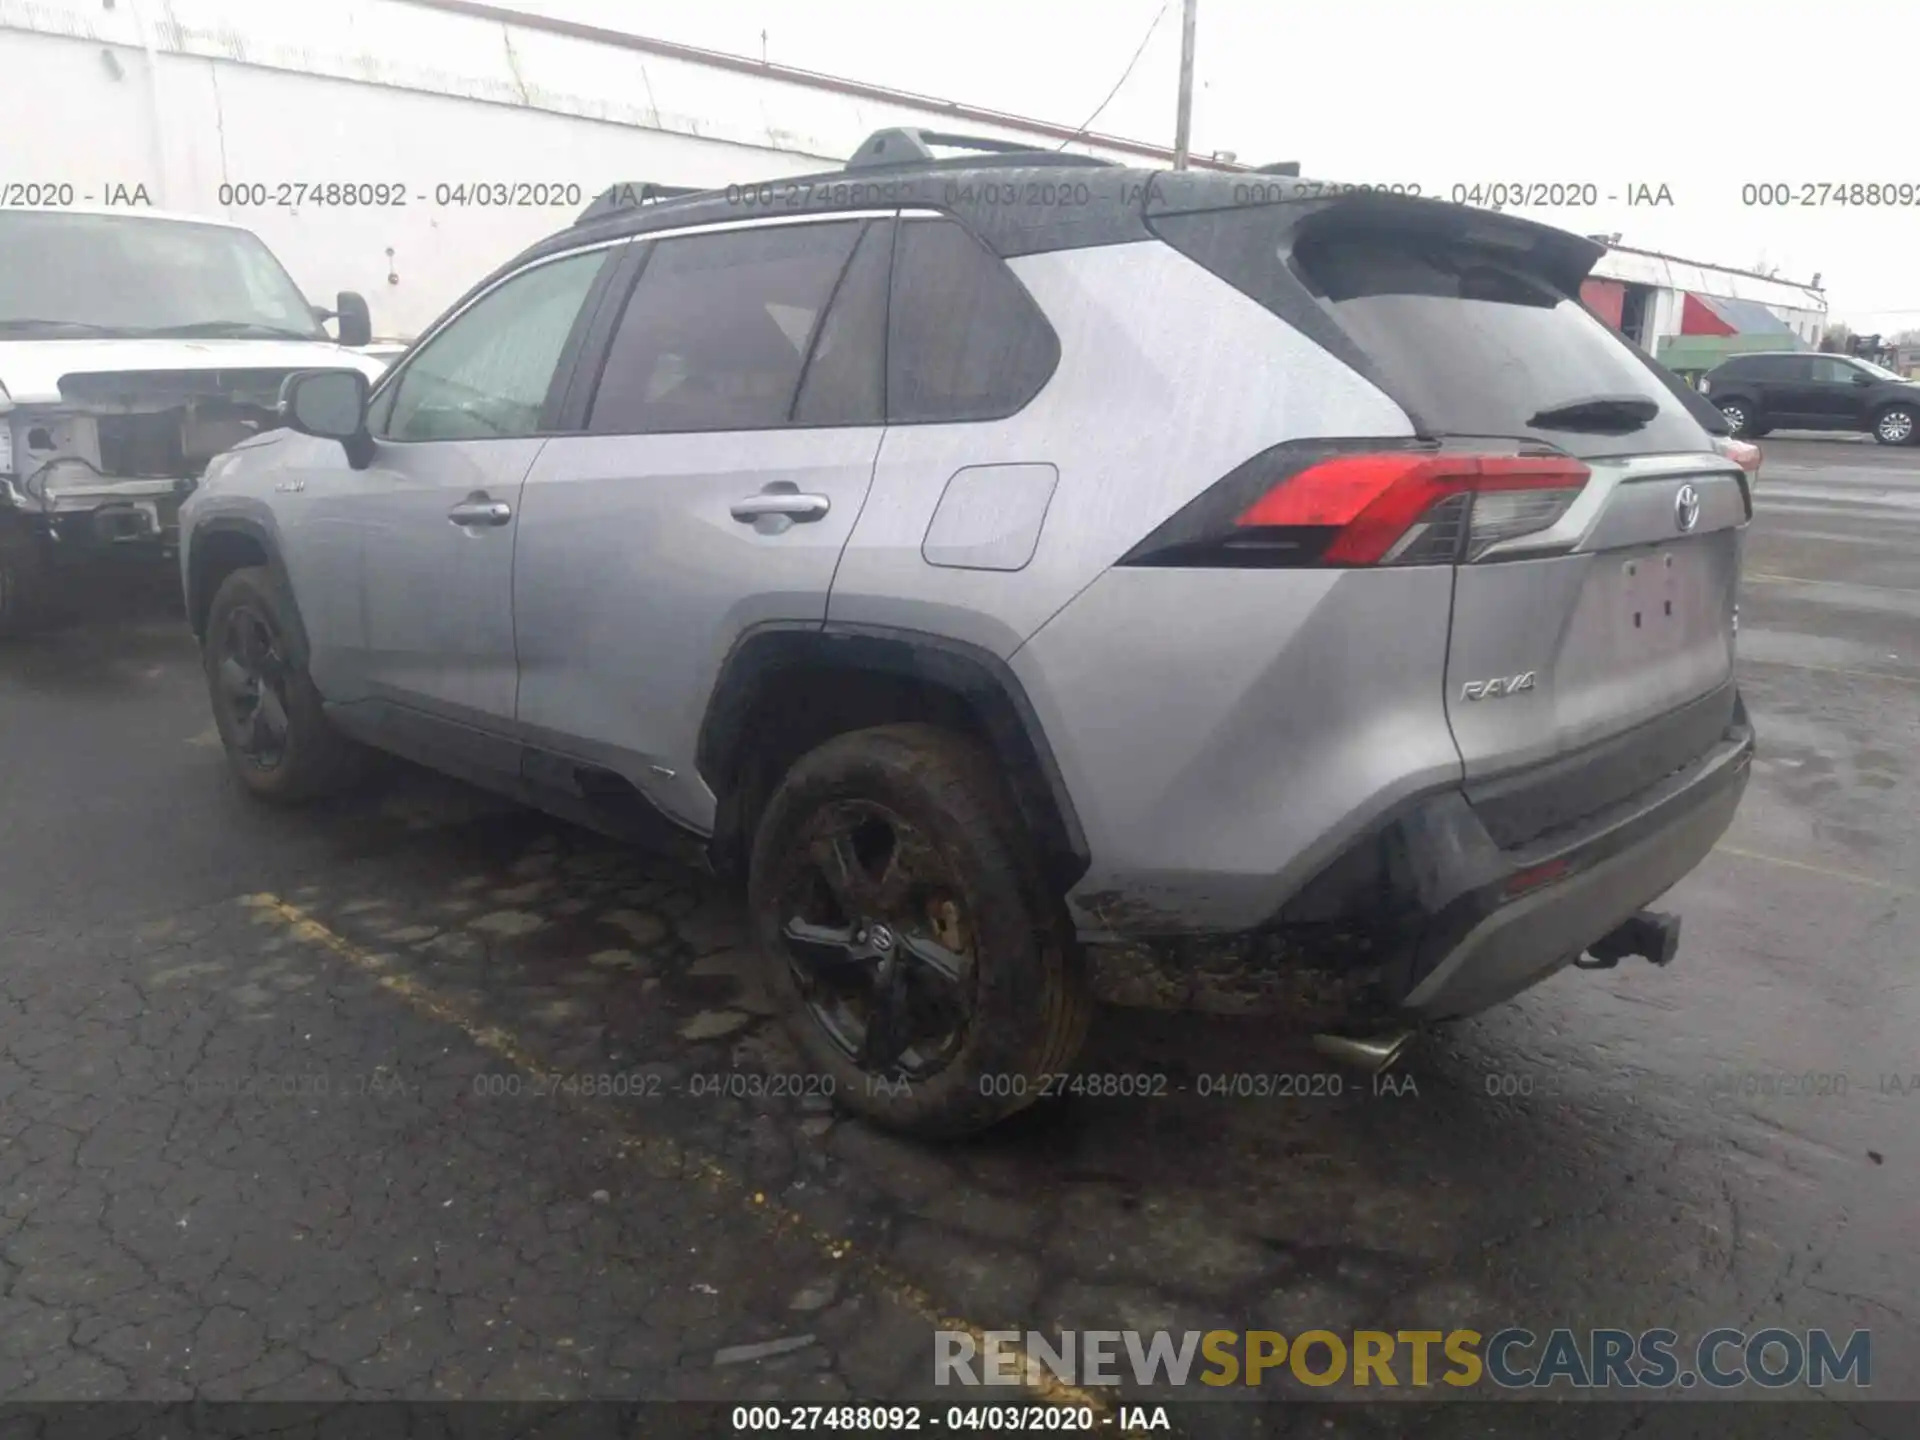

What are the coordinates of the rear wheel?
(202, 566, 363, 802)
(747, 723, 1090, 1138)
(1873, 404, 1916, 446)
(1717, 400, 1755, 437)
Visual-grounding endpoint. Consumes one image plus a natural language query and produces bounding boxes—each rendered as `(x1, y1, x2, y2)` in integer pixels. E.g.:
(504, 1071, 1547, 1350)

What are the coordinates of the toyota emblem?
(1674, 483, 1701, 533)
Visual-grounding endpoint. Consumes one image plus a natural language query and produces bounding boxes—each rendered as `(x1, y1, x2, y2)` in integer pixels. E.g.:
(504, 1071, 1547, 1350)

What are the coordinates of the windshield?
(0, 210, 325, 339)
(1853, 357, 1906, 382)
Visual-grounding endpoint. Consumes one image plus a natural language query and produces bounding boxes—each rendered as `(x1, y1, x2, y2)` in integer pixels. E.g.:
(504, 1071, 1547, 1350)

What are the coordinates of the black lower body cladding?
(1082, 693, 1755, 1028)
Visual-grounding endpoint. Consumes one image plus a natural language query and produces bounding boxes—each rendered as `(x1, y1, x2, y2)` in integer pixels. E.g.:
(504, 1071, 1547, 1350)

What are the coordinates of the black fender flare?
(697, 622, 1091, 891)
(186, 516, 311, 665)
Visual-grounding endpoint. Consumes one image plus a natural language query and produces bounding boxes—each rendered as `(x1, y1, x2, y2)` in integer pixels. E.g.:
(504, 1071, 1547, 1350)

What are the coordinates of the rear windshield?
(1291, 232, 1713, 458)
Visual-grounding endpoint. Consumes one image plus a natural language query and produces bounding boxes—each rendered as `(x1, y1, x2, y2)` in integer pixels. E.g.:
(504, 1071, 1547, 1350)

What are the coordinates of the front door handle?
(730, 492, 831, 523)
(448, 496, 513, 527)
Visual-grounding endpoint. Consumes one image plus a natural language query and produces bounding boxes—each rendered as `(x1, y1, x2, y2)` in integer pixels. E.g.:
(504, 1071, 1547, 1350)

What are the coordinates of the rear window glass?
(1292, 234, 1711, 458)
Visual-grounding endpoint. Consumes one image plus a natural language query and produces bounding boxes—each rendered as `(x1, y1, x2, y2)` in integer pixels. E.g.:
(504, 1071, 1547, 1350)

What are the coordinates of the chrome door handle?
(730, 492, 831, 522)
(448, 499, 512, 527)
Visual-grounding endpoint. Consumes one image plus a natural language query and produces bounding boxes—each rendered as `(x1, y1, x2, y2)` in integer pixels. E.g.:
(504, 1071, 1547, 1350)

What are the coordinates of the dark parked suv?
(1702, 351, 1920, 445)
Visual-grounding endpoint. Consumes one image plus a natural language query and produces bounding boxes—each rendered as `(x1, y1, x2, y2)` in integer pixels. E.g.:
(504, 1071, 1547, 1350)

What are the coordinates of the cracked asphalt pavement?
(2, 438, 1915, 1435)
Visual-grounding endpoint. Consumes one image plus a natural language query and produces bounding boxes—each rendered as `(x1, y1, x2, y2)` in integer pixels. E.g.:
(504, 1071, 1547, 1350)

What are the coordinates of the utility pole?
(1172, 0, 1198, 169)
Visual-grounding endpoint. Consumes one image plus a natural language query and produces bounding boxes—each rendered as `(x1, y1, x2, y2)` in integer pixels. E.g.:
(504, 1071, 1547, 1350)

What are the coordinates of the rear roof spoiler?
(1143, 180, 1606, 297)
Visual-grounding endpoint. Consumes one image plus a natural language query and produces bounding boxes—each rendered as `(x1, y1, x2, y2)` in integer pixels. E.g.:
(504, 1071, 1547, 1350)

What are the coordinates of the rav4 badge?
(1461, 672, 1537, 701)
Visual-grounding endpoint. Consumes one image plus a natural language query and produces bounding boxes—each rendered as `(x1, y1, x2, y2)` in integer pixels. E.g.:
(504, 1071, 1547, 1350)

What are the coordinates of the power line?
(1056, 1, 1171, 150)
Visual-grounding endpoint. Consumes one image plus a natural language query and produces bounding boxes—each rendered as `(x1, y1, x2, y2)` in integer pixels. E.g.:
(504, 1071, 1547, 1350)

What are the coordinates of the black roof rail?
(844, 126, 1118, 172)
(575, 180, 711, 227)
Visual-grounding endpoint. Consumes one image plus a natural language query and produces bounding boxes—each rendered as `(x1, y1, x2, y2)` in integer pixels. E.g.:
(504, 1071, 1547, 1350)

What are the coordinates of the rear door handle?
(448, 497, 513, 527)
(730, 492, 831, 523)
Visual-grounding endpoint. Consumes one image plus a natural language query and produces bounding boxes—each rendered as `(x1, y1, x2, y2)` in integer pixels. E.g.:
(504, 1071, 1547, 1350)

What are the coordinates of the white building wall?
(0, 0, 1179, 338)
(1590, 247, 1827, 348)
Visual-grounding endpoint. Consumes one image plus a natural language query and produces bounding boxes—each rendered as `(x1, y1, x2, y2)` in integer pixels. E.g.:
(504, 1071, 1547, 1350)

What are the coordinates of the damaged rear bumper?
(1084, 694, 1755, 1027)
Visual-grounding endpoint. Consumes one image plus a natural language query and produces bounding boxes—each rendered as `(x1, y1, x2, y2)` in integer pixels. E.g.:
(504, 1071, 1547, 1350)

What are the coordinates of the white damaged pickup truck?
(0, 206, 388, 634)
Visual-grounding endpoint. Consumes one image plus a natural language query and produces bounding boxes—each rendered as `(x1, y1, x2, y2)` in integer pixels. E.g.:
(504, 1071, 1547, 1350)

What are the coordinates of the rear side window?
(792, 220, 891, 427)
(588, 220, 863, 434)
(1292, 233, 1709, 458)
(886, 218, 1058, 424)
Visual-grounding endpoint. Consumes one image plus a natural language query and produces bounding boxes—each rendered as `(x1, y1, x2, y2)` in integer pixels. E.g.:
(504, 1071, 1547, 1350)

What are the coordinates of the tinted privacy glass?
(791, 220, 891, 427)
(1292, 234, 1710, 458)
(382, 249, 608, 442)
(887, 219, 1058, 424)
(589, 221, 863, 434)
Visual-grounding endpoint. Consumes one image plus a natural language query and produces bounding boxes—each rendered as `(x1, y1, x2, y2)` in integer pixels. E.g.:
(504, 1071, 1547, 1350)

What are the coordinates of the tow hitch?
(1575, 909, 1681, 970)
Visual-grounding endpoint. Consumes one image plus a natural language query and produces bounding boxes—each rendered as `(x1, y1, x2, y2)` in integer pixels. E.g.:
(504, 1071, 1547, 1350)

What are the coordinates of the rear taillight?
(1120, 442, 1591, 569)
(1713, 436, 1762, 476)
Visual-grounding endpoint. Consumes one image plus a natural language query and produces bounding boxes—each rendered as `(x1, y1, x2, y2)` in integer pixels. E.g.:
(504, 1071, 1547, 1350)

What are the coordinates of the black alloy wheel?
(774, 799, 976, 1081)
(748, 723, 1091, 1137)
(214, 602, 293, 771)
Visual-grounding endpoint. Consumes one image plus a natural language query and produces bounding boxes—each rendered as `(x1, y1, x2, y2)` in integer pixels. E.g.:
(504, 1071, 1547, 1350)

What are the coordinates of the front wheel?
(202, 565, 363, 802)
(747, 723, 1090, 1138)
(1873, 405, 1916, 446)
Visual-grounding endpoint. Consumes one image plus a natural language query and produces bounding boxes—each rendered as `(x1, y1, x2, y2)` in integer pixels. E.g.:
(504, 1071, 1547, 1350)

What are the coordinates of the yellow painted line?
(1745, 571, 1920, 594)
(1712, 847, 1918, 899)
(241, 893, 1124, 1422)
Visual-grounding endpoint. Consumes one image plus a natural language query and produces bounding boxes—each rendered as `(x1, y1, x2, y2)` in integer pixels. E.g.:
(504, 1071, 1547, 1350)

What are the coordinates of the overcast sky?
(517, 0, 1920, 334)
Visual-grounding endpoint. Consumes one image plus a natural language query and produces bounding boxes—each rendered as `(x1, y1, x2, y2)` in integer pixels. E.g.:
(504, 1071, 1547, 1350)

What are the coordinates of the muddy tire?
(202, 565, 363, 802)
(0, 522, 45, 639)
(748, 723, 1091, 1139)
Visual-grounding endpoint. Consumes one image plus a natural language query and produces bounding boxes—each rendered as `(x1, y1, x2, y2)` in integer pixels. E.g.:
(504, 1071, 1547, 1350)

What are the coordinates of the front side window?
(1812, 357, 1859, 384)
(588, 221, 865, 434)
(379, 249, 609, 442)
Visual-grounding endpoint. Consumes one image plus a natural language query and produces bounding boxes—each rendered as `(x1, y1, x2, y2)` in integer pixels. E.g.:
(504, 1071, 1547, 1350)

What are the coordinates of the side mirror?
(334, 291, 373, 348)
(279, 369, 374, 468)
(1853, 372, 1874, 386)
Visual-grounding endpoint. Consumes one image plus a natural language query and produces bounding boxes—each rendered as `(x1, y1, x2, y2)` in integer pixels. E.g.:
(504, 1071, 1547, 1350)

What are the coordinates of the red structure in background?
(1680, 293, 1738, 336)
(1580, 278, 1626, 327)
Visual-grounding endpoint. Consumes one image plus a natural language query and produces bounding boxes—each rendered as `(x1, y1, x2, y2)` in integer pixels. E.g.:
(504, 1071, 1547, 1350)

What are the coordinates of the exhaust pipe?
(1312, 1029, 1416, 1073)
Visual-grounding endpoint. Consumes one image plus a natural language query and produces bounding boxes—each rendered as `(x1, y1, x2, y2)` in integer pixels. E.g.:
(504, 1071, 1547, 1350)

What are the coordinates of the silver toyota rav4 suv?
(181, 129, 1756, 1137)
